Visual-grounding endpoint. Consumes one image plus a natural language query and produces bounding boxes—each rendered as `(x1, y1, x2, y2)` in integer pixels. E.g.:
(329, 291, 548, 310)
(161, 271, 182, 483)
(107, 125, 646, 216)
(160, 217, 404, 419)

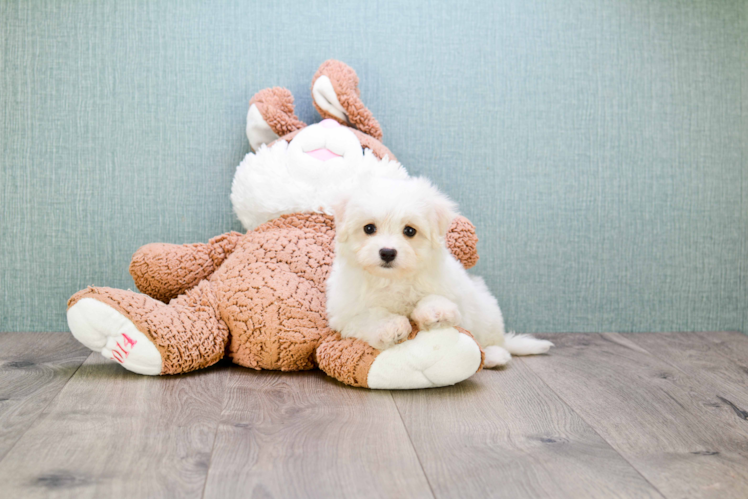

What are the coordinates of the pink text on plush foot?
(111, 333, 137, 363)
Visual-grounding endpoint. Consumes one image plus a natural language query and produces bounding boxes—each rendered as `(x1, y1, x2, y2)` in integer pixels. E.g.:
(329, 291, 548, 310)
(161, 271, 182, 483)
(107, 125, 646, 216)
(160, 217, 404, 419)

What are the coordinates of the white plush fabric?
(231, 125, 408, 230)
(367, 327, 482, 389)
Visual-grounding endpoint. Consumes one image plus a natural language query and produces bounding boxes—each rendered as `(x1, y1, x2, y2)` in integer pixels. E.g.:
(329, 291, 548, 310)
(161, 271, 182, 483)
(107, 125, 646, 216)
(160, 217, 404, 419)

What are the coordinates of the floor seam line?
(389, 391, 437, 499)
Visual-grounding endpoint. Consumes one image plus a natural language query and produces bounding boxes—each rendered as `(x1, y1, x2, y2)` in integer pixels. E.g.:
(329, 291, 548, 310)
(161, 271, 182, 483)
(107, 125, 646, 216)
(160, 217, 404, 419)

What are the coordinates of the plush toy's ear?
(246, 88, 306, 151)
(311, 60, 383, 141)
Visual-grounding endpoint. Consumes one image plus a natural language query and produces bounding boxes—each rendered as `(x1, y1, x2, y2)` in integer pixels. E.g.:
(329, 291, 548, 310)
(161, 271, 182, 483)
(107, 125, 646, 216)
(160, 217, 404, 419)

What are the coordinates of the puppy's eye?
(363, 224, 377, 235)
(403, 226, 417, 238)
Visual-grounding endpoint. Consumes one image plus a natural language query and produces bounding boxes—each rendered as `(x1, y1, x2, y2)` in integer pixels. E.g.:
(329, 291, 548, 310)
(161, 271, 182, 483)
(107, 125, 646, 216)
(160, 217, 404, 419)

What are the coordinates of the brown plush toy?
(67, 60, 485, 389)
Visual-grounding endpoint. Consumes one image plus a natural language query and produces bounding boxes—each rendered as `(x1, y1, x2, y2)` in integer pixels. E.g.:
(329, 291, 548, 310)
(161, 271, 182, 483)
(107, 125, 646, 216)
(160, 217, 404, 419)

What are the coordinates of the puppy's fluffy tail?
(503, 333, 553, 356)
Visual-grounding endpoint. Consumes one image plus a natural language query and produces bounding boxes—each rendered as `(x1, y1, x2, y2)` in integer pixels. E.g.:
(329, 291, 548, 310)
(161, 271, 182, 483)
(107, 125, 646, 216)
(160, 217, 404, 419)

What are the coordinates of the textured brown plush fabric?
(69, 212, 480, 385)
(130, 232, 244, 303)
(212, 214, 339, 371)
(315, 335, 379, 388)
(249, 87, 306, 137)
(311, 60, 383, 141)
(447, 216, 479, 270)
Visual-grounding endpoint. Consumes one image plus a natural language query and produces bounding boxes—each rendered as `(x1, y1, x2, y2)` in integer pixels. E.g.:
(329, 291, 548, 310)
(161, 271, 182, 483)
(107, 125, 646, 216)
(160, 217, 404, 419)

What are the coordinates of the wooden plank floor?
(1, 332, 747, 498)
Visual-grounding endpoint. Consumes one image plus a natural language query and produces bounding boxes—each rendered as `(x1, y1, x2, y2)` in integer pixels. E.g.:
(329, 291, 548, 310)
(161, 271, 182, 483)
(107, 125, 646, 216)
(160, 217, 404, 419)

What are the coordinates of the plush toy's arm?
(446, 216, 479, 269)
(129, 231, 244, 303)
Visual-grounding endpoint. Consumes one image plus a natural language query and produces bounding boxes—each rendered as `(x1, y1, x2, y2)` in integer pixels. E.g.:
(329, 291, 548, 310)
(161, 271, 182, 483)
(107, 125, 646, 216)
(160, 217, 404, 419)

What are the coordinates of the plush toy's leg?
(316, 327, 484, 390)
(67, 282, 229, 375)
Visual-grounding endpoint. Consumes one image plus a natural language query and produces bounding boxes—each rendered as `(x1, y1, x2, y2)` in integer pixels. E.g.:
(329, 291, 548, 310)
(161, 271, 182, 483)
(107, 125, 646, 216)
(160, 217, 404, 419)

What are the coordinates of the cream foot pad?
(67, 298, 162, 375)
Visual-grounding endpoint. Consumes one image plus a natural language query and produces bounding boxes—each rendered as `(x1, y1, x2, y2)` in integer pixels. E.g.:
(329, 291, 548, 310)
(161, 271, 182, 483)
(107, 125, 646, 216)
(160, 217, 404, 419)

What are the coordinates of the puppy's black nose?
(379, 248, 397, 263)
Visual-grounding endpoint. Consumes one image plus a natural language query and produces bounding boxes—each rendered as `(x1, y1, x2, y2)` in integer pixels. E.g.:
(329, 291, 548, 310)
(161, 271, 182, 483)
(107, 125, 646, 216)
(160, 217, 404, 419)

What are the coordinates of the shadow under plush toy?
(67, 60, 485, 389)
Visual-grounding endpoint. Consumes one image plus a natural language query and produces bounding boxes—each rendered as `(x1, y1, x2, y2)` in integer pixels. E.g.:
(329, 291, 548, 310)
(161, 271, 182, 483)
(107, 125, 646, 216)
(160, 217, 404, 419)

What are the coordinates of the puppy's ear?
(430, 190, 458, 247)
(332, 196, 350, 242)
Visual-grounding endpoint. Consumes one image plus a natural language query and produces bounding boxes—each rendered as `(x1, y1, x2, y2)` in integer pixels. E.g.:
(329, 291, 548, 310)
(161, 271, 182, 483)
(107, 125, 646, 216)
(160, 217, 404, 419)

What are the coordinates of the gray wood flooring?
(1, 331, 747, 498)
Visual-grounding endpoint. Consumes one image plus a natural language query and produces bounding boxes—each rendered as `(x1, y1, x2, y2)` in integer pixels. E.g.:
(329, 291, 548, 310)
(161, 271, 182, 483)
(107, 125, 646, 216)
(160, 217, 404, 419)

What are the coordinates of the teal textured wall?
(1, 0, 746, 333)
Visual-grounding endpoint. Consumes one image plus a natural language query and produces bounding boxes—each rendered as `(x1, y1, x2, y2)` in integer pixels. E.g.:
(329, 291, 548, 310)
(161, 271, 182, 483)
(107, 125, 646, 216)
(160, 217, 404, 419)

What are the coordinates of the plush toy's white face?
(231, 121, 408, 231)
(284, 120, 366, 186)
(289, 119, 363, 164)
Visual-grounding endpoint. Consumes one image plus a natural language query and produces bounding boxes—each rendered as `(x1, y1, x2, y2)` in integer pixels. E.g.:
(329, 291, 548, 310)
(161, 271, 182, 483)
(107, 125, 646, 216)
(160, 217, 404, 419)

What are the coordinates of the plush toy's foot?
(67, 284, 229, 375)
(67, 297, 162, 375)
(316, 326, 483, 389)
(366, 327, 482, 390)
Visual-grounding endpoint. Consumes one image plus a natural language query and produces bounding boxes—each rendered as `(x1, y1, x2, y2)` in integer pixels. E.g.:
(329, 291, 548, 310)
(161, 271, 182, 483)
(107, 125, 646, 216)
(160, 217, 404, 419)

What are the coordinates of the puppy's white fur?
(326, 177, 552, 367)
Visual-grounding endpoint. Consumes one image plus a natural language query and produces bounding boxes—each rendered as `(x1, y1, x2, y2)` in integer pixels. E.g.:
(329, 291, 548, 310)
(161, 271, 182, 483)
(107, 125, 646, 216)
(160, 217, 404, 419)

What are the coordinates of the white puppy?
(326, 176, 552, 368)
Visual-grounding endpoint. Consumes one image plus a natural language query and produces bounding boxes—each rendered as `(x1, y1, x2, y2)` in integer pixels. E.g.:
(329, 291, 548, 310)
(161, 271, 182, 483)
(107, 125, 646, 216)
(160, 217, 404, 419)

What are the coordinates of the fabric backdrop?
(1, 0, 746, 334)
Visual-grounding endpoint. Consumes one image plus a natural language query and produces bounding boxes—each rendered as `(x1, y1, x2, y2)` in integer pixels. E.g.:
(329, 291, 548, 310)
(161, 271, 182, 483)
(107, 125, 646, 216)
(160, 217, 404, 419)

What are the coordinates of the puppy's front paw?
(372, 315, 412, 350)
(412, 296, 462, 331)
